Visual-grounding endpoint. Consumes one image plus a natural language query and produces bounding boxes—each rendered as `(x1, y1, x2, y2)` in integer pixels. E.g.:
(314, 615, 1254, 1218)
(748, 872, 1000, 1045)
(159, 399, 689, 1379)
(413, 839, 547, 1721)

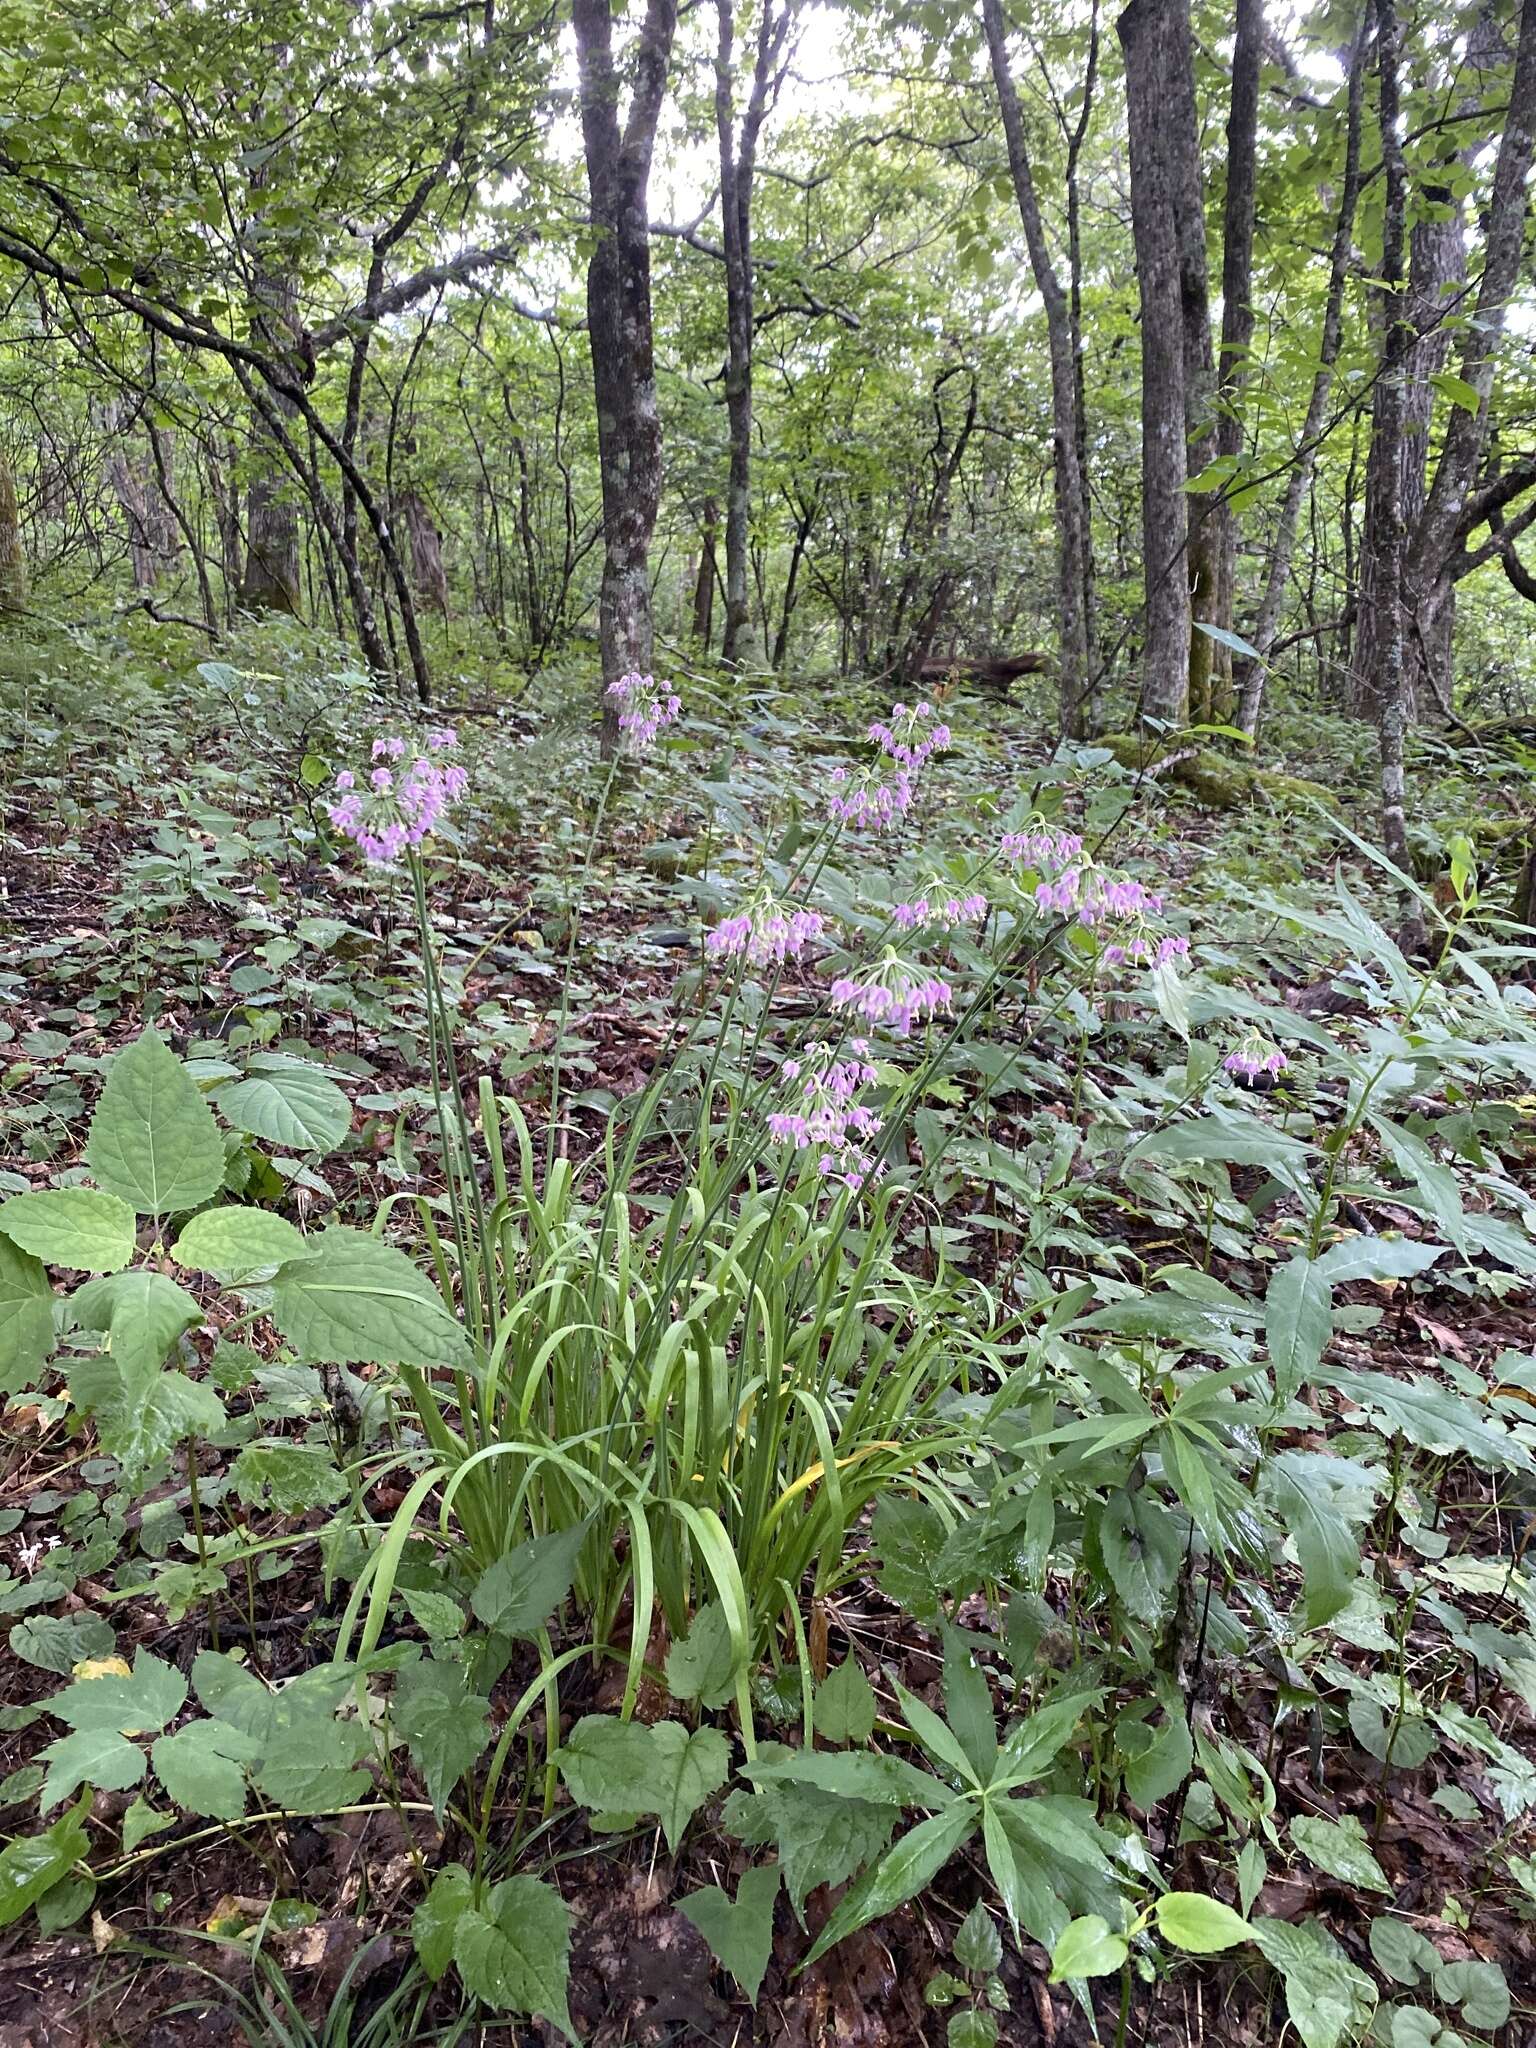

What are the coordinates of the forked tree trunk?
(1118, 0, 1193, 725)
(574, 0, 678, 749)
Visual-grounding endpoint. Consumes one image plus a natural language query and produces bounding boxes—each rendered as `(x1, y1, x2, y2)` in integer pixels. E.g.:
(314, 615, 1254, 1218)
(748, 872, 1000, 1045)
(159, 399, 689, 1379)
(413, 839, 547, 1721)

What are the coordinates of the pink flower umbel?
(867, 700, 952, 771)
(327, 731, 469, 867)
(765, 1041, 885, 1191)
(828, 761, 913, 830)
(1029, 857, 1188, 977)
(829, 949, 953, 1037)
(1001, 823, 1084, 870)
(707, 886, 824, 967)
(890, 875, 987, 931)
(1222, 1032, 1287, 1084)
(606, 671, 681, 753)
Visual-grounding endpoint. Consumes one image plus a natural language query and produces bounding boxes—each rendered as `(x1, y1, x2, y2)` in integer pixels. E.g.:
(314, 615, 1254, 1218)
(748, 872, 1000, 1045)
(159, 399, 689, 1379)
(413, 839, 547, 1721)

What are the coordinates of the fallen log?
(917, 652, 1049, 688)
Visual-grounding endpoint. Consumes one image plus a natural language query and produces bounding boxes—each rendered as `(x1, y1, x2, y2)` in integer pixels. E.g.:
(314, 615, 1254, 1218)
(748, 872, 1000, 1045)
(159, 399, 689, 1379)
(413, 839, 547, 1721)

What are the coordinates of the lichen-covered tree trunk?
(574, 0, 678, 750)
(0, 444, 26, 616)
(1118, 0, 1192, 726)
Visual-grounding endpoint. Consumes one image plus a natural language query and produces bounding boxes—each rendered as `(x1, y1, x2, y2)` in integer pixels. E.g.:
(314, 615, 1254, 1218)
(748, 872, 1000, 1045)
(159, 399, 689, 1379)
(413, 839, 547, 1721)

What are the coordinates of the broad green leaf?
(558, 1716, 658, 1816)
(121, 1798, 176, 1855)
(667, 1603, 738, 1710)
(892, 1679, 982, 1785)
(1322, 1366, 1531, 1473)
(1434, 1959, 1508, 2029)
(1123, 1714, 1192, 1809)
(413, 1863, 473, 1981)
(32, 1870, 93, 1936)
(0, 1190, 136, 1273)
(1347, 1695, 1436, 1769)
(1266, 1254, 1332, 1402)
(679, 1865, 780, 2001)
(254, 1717, 372, 1815)
(71, 1269, 201, 1380)
(471, 1521, 589, 1638)
(228, 1441, 350, 1513)
(992, 1690, 1100, 1791)
(803, 1800, 976, 1966)
(270, 1227, 466, 1367)
(1154, 1891, 1253, 1952)
(1130, 1115, 1314, 1170)
(0, 1795, 90, 1929)
(39, 1726, 144, 1808)
(452, 1875, 574, 2038)
(50, 1650, 187, 1734)
(1290, 1814, 1390, 1894)
(172, 1207, 310, 1280)
(746, 1747, 945, 1808)
(1369, 1917, 1440, 1987)
(953, 1901, 1003, 1974)
(814, 1657, 876, 1746)
(151, 1719, 257, 1819)
(651, 1722, 730, 1851)
(940, 1627, 997, 1781)
(726, 1778, 895, 1922)
(392, 1660, 491, 1822)
(1252, 1917, 1376, 2048)
(1093, 1489, 1182, 1624)
(1431, 370, 1483, 414)
(1049, 1914, 1128, 1982)
(214, 1061, 351, 1154)
(0, 1232, 56, 1393)
(8, 1613, 115, 1677)
(1265, 1453, 1365, 1630)
(84, 1028, 225, 1217)
(1316, 1237, 1445, 1286)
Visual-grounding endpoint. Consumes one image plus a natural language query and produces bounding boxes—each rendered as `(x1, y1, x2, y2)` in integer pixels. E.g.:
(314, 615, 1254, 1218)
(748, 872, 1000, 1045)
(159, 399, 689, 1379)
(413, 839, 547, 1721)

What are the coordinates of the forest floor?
(3, 635, 1536, 2047)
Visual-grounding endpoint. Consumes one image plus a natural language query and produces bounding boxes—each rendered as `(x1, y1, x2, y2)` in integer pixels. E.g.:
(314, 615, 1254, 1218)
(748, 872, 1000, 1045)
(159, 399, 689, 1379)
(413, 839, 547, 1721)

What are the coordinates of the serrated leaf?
(558, 1716, 658, 1816)
(84, 1029, 225, 1217)
(0, 1232, 56, 1393)
(746, 1747, 945, 1808)
(1264, 1455, 1362, 1631)
(1290, 1813, 1390, 1893)
(71, 1269, 202, 1381)
(413, 1864, 473, 1981)
(172, 1208, 310, 1281)
(39, 1726, 145, 1809)
(392, 1660, 490, 1822)
(651, 1722, 730, 1851)
(471, 1522, 588, 1638)
(730, 1778, 895, 1922)
(151, 1719, 257, 1819)
(666, 1603, 737, 1709)
(954, 1900, 1003, 1974)
(1093, 1489, 1181, 1625)
(814, 1657, 876, 1746)
(0, 1191, 136, 1274)
(452, 1875, 573, 2038)
(804, 1800, 976, 1967)
(214, 1064, 351, 1155)
(679, 1865, 779, 2001)
(270, 1227, 465, 1367)
(51, 1651, 187, 1735)
(940, 1627, 997, 1781)
(228, 1442, 349, 1513)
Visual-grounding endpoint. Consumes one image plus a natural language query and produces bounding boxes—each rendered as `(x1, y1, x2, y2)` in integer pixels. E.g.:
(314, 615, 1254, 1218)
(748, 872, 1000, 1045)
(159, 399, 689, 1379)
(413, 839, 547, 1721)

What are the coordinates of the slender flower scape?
(708, 887, 824, 965)
(1223, 1033, 1287, 1083)
(830, 949, 953, 1037)
(328, 728, 468, 866)
(766, 1041, 886, 1192)
(606, 671, 681, 752)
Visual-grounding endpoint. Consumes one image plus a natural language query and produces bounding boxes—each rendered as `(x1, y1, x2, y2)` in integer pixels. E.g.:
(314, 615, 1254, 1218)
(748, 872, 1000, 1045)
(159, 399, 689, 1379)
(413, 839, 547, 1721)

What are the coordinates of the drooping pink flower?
(327, 730, 469, 867)
(1223, 1035, 1286, 1083)
(706, 888, 824, 967)
(606, 672, 681, 752)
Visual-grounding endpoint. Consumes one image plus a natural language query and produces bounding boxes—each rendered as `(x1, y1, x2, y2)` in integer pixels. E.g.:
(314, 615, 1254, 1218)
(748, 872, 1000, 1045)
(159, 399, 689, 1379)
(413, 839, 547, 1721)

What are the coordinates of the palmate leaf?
(270, 1226, 466, 1367)
(84, 1028, 225, 1218)
(151, 1719, 257, 1820)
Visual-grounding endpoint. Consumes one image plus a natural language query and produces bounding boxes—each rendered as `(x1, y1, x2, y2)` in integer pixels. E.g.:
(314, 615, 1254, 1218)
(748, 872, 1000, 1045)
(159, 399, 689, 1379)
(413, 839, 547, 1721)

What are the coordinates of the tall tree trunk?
(715, 0, 794, 667)
(1236, 17, 1367, 735)
(1209, 0, 1263, 720)
(1365, 0, 1417, 909)
(692, 496, 719, 648)
(1118, 0, 1193, 725)
(0, 445, 26, 616)
(574, 0, 678, 749)
(984, 0, 1092, 736)
(239, 267, 303, 614)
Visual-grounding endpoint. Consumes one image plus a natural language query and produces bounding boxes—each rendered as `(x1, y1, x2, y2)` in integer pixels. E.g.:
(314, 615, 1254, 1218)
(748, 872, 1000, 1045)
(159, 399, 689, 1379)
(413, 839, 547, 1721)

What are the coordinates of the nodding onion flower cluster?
(606, 671, 681, 752)
(828, 698, 953, 830)
(1029, 860, 1190, 973)
(1223, 1033, 1287, 1083)
(328, 729, 467, 867)
(767, 1042, 886, 1192)
(830, 950, 953, 1038)
(1001, 824, 1084, 868)
(892, 888, 988, 931)
(707, 888, 824, 965)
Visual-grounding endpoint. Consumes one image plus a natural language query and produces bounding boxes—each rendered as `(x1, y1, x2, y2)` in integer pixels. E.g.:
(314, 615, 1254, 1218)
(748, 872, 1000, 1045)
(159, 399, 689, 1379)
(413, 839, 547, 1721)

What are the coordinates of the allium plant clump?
(327, 728, 468, 866)
(607, 670, 681, 752)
